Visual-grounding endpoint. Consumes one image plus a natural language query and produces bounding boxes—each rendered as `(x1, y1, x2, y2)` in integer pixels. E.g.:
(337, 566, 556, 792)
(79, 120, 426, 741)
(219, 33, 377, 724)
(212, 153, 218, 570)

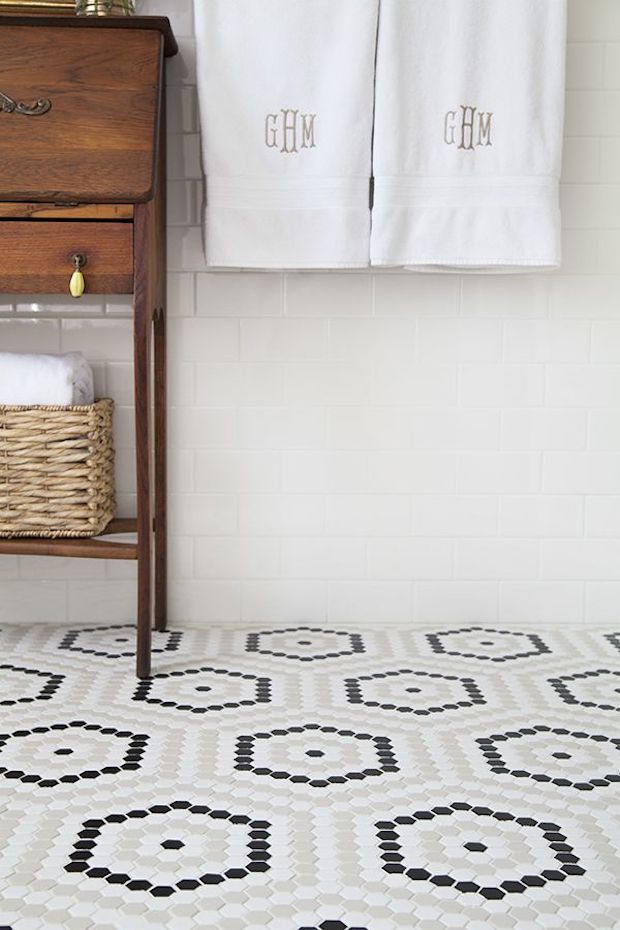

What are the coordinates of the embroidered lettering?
(264, 109, 317, 153)
(443, 105, 493, 149)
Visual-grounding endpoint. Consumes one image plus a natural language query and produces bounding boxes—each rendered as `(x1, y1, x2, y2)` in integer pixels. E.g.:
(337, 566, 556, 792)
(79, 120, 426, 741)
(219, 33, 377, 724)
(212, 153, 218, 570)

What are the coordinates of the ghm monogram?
(265, 109, 317, 154)
(444, 105, 493, 149)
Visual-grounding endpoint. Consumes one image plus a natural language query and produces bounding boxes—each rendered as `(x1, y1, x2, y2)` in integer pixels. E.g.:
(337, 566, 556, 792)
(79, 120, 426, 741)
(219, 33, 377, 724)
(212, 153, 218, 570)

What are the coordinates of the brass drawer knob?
(70, 253, 87, 298)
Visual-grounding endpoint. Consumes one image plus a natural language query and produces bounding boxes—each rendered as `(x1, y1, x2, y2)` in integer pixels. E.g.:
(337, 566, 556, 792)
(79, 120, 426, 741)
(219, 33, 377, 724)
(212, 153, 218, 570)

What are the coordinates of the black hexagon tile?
(477, 725, 620, 790)
(0, 664, 63, 706)
(377, 802, 585, 900)
(133, 666, 272, 714)
(548, 668, 620, 712)
(65, 802, 270, 897)
(345, 668, 485, 715)
(59, 624, 183, 659)
(246, 626, 365, 661)
(0, 722, 148, 788)
(426, 626, 551, 662)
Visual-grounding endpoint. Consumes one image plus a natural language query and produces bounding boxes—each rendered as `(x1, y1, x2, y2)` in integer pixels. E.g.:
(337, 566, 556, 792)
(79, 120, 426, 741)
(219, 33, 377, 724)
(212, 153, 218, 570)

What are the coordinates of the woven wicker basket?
(0, 398, 115, 538)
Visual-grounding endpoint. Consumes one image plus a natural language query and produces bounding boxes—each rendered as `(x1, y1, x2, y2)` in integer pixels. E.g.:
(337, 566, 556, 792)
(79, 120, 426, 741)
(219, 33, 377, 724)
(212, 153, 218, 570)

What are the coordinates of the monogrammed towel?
(371, 0, 567, 272)
(193, 0, 378, 269)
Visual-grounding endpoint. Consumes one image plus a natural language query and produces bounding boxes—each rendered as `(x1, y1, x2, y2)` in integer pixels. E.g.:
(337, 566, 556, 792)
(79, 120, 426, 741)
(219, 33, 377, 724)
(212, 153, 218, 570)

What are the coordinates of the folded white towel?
(371, 0, 568, 272)
(0, 352, 94, 406)
(193, 0, 378, 269)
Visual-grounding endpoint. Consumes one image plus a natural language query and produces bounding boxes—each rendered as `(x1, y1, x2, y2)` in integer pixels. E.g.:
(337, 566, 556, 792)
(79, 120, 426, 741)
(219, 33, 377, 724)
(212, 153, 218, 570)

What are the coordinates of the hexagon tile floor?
(1, 622, 619, 930)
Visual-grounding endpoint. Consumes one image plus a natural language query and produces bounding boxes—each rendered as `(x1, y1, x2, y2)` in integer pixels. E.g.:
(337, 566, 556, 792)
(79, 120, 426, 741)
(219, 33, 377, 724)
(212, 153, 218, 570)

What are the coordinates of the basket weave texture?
(0, 398, 115, 538)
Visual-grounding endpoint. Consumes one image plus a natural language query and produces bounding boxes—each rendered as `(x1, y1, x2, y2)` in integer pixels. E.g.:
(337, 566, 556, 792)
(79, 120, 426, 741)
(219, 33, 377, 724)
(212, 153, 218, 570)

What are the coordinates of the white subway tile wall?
(1, 0, 619, 628)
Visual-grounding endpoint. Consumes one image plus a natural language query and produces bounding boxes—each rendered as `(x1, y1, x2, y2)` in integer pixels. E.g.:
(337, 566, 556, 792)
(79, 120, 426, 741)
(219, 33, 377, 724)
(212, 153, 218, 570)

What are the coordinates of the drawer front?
(0, 26, 162, 202)
(0, 221, 133, 294)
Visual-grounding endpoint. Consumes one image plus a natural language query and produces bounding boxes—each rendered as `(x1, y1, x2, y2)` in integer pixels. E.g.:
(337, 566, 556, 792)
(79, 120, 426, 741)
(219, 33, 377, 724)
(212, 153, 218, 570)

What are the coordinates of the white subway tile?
(585, 582, 620, 621)
(167, 133, 202, 180)
(171, 318, 239, 362)
(549, 276, 620, 318)
(503, 320, 591, 363)
(170, 581, 241, 624)
(167, 226, 206, 272)
(328, 581, 413, 624)
(501, 409, 587, 451)
(367, 538, 452, 580)
(327, 406, 412, 450)
(368, 452, 456, 493)
(169, 494, 237, 536)
(411, 495, 498, 537)
(241, 318, 327, 361)
(458, 453, 541, 493)
(411, 409, 500, 451)
(283, 452, 369, 493)
(499, 496, 584, 537)
(591, 321, 620, 361)
(585, 496, 620, 536)
(329, 318, 417, 364)
(373, 364, 458, 406)
(460, 276, 549, 318)
(18, 557, 105, 580)
(167, 37, 197, 87)
(167, 273, 195, 317)
(170, 407, 238, 449)
(374, 274, 460, 317)
(544, 452, 620, 493)
(414, 581, 498, 623)
(564, 90, 620, 136)
(561, 230, 601, 274)
(546, 366, 620, 407)
(0, 582, 66, 623)
(604, 42, 620, 87)
(589, 410, 620, 450)
(416, 319, 502, 362)
(562, 183, 620, 228)
(541, 539, 620, 579)
(195, 537, 280, 579)
(567, 42, 604, 89)
(459, 365, 545, 407)
(239, 495, 325, 536)
(197, 273, 283, 317)
(144, 0, 194, 36)
(569, 1, 620, 41)
(166, 86, 198, 133)
(167, 180, 198, 227)
(285, 362, 372, 406)
(195, 451, 281, 492)
(325, 495, 410, 536)
(241, 581, 326, 623)
(282, 537, 366, 579)
(238, 406, 324, 450)
(287, 273, 373, 317)
(195, 363, 284, 407)
(500, 582, 584, 623)
(61, 319, 132, 361)
(455, 540, 539, 580)
(0, 319, 60, 353)
(67, 580, 135, 623)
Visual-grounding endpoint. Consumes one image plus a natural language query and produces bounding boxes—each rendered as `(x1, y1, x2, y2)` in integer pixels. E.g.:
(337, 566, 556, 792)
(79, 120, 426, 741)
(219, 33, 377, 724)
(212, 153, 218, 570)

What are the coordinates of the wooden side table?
(0, 14, 178, 677)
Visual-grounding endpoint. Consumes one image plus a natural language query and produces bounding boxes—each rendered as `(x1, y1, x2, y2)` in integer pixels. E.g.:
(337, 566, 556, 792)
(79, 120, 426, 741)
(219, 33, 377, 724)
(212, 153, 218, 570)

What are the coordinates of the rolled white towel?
(0, 352, 95, 406)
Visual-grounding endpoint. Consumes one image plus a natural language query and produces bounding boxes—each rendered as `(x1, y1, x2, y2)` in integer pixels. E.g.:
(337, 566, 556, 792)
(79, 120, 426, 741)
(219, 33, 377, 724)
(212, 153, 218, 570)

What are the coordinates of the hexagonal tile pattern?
(0, 664, 63, 706)
(344, 668, 485, 715)
(133, 666, 272, 714)
(0, 621, 619, 930)
(548, 668, 620, 712)
(65, 801, 270, 896)
(477, 725, 620, 790)
(377, 802, 585, 900)
(246, 626, 365, 661)
(0, 722, 148, 788)
(59, 624, 183, 659)
(235, 723, 398, 788)
(426, 626, 551, 662)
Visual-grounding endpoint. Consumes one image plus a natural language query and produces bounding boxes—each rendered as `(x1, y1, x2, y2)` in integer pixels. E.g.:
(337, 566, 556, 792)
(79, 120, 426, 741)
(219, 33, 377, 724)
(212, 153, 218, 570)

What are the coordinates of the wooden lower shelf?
(0, 518, 138, 560)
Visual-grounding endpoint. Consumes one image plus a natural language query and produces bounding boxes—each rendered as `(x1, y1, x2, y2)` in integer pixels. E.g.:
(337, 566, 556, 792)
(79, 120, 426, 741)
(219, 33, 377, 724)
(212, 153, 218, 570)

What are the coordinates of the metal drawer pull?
(0, 91, 52, 117)
(69, 253, 87, 299)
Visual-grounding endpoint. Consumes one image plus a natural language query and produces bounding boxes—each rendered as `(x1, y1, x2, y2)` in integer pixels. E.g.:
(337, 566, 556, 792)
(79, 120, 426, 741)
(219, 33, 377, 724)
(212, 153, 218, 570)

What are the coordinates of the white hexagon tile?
(1, 622, 619, 929)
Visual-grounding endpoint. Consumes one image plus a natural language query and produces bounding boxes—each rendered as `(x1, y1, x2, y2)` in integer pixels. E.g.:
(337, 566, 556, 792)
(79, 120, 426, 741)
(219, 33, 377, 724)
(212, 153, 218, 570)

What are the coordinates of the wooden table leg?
(134, 203, 153, 679)
(154, 304, 167, 632)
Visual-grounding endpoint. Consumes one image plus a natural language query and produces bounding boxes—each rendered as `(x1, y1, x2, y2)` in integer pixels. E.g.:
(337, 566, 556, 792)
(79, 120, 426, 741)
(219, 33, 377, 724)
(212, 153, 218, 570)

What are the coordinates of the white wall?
(1, 0, 619, 628)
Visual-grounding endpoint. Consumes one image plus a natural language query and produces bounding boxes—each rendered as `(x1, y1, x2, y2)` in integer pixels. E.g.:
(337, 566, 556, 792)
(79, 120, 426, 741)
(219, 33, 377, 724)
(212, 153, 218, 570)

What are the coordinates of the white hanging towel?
(371, 0, 568, 272)
(193, 0, 378, 269)
(0, 352, 94, 406)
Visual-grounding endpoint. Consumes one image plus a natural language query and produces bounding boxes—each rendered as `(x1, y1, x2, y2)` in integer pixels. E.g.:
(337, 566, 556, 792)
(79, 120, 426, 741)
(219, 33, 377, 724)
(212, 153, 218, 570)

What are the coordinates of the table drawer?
(0, 221, 133, 294)
(0, 25, 162, 202)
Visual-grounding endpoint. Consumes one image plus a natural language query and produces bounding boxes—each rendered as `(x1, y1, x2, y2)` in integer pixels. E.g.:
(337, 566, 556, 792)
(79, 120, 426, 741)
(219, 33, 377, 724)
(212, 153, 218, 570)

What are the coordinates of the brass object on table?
(0, 1, 75, 12)
(75, 0, 135, 13)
